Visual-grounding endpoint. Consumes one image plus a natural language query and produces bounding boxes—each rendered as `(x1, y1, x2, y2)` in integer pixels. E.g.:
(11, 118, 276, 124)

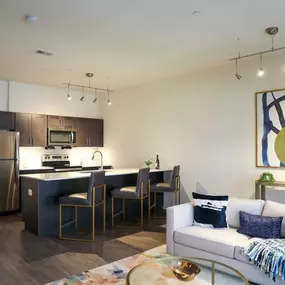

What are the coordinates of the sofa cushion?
(174, 226, 249, 258)
(238, 211, 283, 238)
(234, 237, 263, 264)
(192, 192, 228, 228)
(226, 197, 265, 228)
(262, 200, 285, 238)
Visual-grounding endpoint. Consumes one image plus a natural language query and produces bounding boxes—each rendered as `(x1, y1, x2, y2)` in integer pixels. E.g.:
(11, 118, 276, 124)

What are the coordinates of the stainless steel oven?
(47, 129, 76, 146)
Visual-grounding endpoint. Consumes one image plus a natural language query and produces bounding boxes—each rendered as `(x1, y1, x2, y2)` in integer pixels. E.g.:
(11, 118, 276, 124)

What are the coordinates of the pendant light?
(257, 53, 265, 77)
(93, 88, 98, 103)
(80, 87, 84, 101)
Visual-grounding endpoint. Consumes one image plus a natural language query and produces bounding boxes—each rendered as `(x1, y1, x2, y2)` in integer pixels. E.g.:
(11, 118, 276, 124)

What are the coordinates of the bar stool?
(111, 168, 150, 229)
(58, 171, 106, 242)
(150, 165, 180, 216)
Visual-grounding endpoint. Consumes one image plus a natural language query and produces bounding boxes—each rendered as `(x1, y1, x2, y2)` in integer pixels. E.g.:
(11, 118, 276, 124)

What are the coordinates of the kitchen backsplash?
(19, 147, 111, 168)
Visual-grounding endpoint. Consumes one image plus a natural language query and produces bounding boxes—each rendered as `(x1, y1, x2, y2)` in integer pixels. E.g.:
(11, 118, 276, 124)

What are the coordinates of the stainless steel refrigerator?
(0, 131, 19, 213)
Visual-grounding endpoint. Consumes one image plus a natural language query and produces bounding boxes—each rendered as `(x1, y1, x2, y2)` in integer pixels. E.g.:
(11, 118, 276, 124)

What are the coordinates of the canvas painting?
(256, 88, 285, 167)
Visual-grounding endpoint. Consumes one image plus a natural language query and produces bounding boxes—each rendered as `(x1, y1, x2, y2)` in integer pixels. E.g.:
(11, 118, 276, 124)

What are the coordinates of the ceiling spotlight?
(107, 89, 112, 106)
(66, 82, 72, 100)
(257, 53, 265, 77)
(93, 88, 98, 103)
(80, 87, 84, 101)
(234, 59, 242, 80)
(257, 68, 265, 77)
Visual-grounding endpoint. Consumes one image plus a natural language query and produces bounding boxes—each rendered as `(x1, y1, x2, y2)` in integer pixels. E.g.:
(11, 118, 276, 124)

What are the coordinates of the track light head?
(80, 96, 84, 101)
(67, 94, 72, 100)
(234, 59, 242, 80)
(257, 68, 265, 77)
(107, 99, 112, 106)
(93, 98, 97, 103)
(235, 73, 242, 80)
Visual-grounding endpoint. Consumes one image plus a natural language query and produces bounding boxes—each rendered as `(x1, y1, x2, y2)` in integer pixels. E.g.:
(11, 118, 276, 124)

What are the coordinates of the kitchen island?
(21, 168, 171, 237)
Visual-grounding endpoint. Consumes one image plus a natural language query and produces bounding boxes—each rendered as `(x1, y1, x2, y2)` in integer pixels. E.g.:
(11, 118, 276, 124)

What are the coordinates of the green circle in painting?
(275, 127, 285, 164)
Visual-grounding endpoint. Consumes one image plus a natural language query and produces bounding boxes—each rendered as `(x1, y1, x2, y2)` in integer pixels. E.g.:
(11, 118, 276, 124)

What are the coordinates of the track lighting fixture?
(257, 54, 265, 77)
(229, 27, 285, 79)
(234, 59, 242, 80)
(80, 87, 85, 101)
(63, 73, 114, 103)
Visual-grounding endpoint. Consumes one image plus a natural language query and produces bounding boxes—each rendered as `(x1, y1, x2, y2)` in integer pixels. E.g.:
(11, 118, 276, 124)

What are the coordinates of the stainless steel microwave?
(47, 129, 76, 146)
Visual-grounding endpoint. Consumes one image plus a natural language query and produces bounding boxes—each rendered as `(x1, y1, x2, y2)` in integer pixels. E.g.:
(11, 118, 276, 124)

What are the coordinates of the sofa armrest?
(166, 203, 194, 254)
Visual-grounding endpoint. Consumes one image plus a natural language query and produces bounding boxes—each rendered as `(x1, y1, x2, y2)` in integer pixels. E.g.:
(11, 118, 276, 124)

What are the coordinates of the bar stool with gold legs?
(58, 171, 106, 242)
(111, 168, 150, 229)
(149, 165, 180, 217)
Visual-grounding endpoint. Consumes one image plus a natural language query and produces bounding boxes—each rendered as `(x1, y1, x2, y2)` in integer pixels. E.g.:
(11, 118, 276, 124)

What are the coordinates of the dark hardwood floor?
(0, 215, 166, 285)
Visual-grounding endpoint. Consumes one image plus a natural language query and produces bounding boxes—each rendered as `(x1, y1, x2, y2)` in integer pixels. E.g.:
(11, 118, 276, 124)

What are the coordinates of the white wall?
(9, 81, 101, 118)
(102, 51, 285, 201)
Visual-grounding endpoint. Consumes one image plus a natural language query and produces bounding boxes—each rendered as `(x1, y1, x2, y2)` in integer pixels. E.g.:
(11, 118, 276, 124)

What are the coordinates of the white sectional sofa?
(167, 197, 284, 285)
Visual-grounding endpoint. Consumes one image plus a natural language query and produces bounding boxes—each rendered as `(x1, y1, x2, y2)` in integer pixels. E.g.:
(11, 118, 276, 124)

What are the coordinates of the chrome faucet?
(92, 150, 103, 170)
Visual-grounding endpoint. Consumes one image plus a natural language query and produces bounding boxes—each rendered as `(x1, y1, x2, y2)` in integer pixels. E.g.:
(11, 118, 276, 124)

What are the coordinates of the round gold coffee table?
(126, 256, 249, 284)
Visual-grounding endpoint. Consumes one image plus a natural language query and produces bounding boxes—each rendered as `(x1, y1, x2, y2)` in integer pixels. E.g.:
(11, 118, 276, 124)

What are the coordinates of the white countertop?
(20, 168, 171, 181)
(20, 166, 54, 171)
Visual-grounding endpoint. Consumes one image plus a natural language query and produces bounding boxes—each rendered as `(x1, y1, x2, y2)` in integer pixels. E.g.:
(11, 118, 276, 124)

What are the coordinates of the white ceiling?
(0, 0, 285, 90)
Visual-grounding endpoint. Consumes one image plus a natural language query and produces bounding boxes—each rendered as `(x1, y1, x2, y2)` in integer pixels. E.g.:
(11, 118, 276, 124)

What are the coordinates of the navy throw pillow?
(238, 211, 283, 238)
(192, 192, 228, 228)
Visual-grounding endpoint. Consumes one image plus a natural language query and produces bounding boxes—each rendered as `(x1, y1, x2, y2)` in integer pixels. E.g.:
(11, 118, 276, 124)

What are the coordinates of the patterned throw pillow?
(192, 192, 229, 228)
(238, 211, 283, 238)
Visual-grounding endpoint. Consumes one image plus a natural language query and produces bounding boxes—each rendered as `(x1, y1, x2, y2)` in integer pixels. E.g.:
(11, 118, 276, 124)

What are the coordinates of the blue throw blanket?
(243, 239, 285, 282)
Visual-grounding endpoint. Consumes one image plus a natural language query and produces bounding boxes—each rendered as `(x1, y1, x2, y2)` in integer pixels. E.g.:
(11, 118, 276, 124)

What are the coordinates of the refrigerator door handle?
(14, 133, 19, 160)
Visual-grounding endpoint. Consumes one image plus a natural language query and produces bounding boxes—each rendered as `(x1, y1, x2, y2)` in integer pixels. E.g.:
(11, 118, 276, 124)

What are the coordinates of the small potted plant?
(144, 159, 153, 168)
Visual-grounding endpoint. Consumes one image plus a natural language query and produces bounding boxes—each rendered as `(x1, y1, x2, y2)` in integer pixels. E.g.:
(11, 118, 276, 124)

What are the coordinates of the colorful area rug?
(47, 245, 167, 285)
(47, 245, 249, 284)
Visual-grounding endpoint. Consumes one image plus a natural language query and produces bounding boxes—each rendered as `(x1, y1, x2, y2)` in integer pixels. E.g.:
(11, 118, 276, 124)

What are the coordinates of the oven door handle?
(54, 167, 82, 172)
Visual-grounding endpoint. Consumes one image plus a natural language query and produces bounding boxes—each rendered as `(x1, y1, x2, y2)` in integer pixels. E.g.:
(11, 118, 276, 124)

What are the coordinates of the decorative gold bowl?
(171, 259, 201, 282)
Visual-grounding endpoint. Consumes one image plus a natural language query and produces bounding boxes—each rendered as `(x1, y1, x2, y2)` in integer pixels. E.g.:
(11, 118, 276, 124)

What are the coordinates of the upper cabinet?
(0, 111, 15, 131)
(48, 115, 76, 130)
(76, 118, 103, 147)
(14, 111, 102, 148)
(16, 113, 47, 146)
(89, 119, 103, 147)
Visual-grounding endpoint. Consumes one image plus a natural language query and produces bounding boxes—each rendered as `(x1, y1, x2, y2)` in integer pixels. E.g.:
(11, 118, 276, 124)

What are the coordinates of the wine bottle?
(155, 154, 160, 169)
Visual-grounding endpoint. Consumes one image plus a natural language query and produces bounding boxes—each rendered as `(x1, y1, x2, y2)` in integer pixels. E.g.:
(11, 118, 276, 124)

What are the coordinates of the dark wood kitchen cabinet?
(63, 116, 76, 129)
(31, 114, 47, 146)
(0, 111, 15, 130)
(76, 118, 103, 147)
(47, 115, 62, 129)
(48, 115, 76, 129)
(76, 118, 89, 146)
(16, 113, 47, 146)
(89, 119, 103, 146)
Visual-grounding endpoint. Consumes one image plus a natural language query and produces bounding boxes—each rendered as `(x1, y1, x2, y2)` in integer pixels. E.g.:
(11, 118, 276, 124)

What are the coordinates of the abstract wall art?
(256, 88, 285, 167)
